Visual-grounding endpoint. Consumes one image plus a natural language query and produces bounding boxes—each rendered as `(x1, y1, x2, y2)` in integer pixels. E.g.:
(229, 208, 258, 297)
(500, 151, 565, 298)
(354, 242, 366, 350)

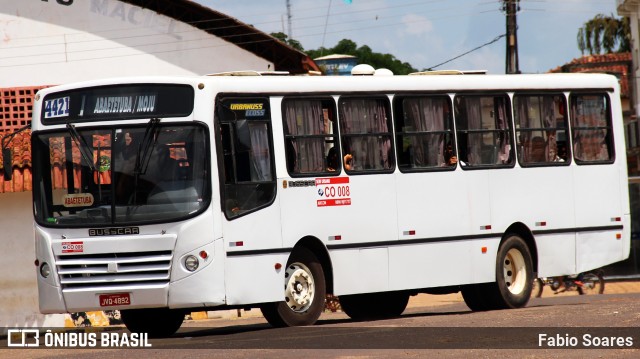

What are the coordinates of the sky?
(197, 0, 619, 74)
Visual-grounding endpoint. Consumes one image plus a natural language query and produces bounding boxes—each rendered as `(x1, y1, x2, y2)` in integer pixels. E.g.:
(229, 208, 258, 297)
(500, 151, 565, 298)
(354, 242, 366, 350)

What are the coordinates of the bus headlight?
(40, 262, 51, 278)
(184, 255, 199, 272)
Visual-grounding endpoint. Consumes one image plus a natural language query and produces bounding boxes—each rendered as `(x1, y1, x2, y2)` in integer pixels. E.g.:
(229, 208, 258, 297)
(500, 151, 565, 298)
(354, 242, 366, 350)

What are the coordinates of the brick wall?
(0, 86, 49, 193)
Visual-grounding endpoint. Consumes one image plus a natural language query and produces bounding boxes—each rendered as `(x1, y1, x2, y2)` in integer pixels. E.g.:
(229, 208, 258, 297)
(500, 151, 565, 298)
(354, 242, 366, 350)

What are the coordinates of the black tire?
(260, 247, 326, 327)
(493, 234, 534, 308)
(463, 234, 533, 311)
(578, 271, 605, 295)
(338, 294, 370, 320)
(533, 278, 544, 298)
(120, 308, 184, 338)
(340, 291, 409, 321)
(461, 283, 497, 311)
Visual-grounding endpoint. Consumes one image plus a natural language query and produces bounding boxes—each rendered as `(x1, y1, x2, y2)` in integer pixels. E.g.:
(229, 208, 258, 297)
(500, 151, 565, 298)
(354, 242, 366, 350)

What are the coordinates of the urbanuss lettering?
(89, 227, 140, 236)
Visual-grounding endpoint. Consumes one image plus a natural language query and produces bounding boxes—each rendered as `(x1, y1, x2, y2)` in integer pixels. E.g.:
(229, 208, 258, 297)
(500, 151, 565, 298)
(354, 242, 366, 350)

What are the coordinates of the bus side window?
(454, 94, 513, 168)
(394, 95, 455, 171)
(570, 93, 614, 163)
(338, 97, 394, 173)
(514, 94, 570, 166)
(282, 98, 338, 176)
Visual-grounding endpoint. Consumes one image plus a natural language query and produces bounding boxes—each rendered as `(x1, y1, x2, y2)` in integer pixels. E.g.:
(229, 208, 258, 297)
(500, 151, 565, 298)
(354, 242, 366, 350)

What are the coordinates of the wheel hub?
(503, 248, 527, 295)
(284, 263, 315, 313)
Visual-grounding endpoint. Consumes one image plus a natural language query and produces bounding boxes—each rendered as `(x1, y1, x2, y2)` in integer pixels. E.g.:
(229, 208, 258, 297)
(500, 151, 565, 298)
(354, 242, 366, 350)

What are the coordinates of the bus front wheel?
(120, 308, 184, 338)
(260, 247, 326, 327)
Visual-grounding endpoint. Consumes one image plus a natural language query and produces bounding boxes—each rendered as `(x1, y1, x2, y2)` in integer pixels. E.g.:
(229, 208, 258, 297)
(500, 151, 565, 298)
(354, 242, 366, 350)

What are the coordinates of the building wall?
(618, 1, 640, 117)
(0, 0, 274, 87)
(0, 191, 65, 329)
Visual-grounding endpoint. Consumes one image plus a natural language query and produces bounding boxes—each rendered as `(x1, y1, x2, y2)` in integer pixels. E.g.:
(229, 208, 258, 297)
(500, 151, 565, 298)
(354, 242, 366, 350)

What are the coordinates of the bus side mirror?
(3, 147, 12, 181)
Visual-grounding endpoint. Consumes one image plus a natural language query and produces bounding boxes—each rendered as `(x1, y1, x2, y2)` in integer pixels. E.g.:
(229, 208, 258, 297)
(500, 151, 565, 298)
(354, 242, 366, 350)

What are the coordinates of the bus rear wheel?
(462, 234, 533, 311)
(260, 247, 326, 327)
(495, 234, 533, 308)
(340, 291, 409, 320)
(120, 308, 184, 338)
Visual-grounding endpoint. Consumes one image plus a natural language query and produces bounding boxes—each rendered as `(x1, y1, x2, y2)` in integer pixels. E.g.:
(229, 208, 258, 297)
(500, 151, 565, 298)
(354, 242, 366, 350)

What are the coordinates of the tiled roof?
(548, 53, 632, 97)
(0, 86, 48, 193)
(119, 0, 319, 74)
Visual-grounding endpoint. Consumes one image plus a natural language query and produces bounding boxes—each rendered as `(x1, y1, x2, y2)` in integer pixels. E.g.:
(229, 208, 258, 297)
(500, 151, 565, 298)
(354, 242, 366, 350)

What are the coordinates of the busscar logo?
(89, 227, 140, 236)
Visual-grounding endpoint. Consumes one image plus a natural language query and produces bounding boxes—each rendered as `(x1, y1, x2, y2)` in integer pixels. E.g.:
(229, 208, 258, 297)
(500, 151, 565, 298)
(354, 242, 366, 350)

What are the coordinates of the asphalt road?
(3, 292, 639, 358)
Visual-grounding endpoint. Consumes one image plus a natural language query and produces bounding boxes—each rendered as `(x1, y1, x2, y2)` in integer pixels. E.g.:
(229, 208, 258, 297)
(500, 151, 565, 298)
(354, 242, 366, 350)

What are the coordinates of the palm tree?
(577, 14, 630, 55)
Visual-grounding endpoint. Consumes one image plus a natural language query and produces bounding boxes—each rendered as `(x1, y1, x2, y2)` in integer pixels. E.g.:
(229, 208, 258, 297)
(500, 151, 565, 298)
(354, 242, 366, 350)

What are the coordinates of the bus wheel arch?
(504, 222, 538, 276)
(292, 236, 334, 295)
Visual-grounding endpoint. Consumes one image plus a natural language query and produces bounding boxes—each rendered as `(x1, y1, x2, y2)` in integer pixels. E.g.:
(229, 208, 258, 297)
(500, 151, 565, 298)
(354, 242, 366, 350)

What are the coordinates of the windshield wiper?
(66, 124, 96, 172)
(134, 118, 161, 175)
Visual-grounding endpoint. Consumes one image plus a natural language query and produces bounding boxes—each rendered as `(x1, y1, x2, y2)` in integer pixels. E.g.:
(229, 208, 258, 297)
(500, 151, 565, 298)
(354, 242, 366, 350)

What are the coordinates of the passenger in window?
(327, 147, 340, 172)
(343, 153, 354, 171)
(225, 198, 240, 215)
(598, 139, 610, 161)
(115, 132, 138, 203)
(443, 144, 458, 166)
(529, 137, 546, 162)
(579, 133, 605, 161)
(558, 143, 567, 162)
(548, 143, 564, 162)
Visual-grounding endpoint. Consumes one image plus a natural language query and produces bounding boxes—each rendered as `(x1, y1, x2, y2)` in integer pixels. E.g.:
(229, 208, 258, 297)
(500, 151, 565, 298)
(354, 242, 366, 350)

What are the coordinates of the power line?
(426, 33, 507, 70)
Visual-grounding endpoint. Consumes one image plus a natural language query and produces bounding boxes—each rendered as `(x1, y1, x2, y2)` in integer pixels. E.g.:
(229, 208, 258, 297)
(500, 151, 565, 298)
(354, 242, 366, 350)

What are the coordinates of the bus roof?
(35, 72, 620, 98)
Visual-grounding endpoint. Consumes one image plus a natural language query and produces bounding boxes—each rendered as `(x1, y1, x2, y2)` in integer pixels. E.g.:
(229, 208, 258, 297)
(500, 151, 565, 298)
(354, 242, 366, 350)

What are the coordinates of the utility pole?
(286, 0, 293, 39)
(503, 0, 520, 74)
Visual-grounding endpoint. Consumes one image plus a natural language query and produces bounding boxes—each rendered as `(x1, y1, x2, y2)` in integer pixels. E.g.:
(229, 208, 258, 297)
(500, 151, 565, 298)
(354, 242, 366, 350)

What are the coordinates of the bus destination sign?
(41, 84, 194, 124)
(92, 94, 157, 115)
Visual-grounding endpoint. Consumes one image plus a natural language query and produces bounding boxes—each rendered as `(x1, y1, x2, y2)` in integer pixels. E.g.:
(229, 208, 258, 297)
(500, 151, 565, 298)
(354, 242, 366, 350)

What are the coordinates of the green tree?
(270, 32, 305, 52)
(577, 14, 630, 55)
(306, 39, 418, 75)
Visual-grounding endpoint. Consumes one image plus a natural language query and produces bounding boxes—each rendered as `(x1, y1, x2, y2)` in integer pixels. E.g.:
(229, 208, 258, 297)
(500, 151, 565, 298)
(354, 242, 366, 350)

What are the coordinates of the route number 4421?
(44, 96, 70, 119)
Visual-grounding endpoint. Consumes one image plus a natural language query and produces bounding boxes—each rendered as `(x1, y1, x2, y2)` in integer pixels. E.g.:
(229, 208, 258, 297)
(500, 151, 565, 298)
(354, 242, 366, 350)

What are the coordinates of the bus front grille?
(56, 251, 173, 289)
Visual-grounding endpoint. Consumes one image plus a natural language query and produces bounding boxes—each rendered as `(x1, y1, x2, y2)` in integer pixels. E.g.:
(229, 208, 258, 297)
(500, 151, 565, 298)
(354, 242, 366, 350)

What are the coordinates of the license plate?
(99, 293, 131, 307)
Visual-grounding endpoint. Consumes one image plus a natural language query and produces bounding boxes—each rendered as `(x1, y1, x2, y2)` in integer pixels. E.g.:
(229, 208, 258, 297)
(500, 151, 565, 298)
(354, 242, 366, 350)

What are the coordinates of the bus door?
(215, 96, 283, 304)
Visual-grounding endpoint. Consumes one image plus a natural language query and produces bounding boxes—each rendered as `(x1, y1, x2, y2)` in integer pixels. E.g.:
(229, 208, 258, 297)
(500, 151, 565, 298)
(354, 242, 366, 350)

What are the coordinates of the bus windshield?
(32, 123, 210, 227)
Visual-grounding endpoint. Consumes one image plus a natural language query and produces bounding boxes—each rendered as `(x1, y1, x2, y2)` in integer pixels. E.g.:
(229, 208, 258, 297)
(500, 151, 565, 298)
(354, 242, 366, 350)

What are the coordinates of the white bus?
(25, 72, 630, 336)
